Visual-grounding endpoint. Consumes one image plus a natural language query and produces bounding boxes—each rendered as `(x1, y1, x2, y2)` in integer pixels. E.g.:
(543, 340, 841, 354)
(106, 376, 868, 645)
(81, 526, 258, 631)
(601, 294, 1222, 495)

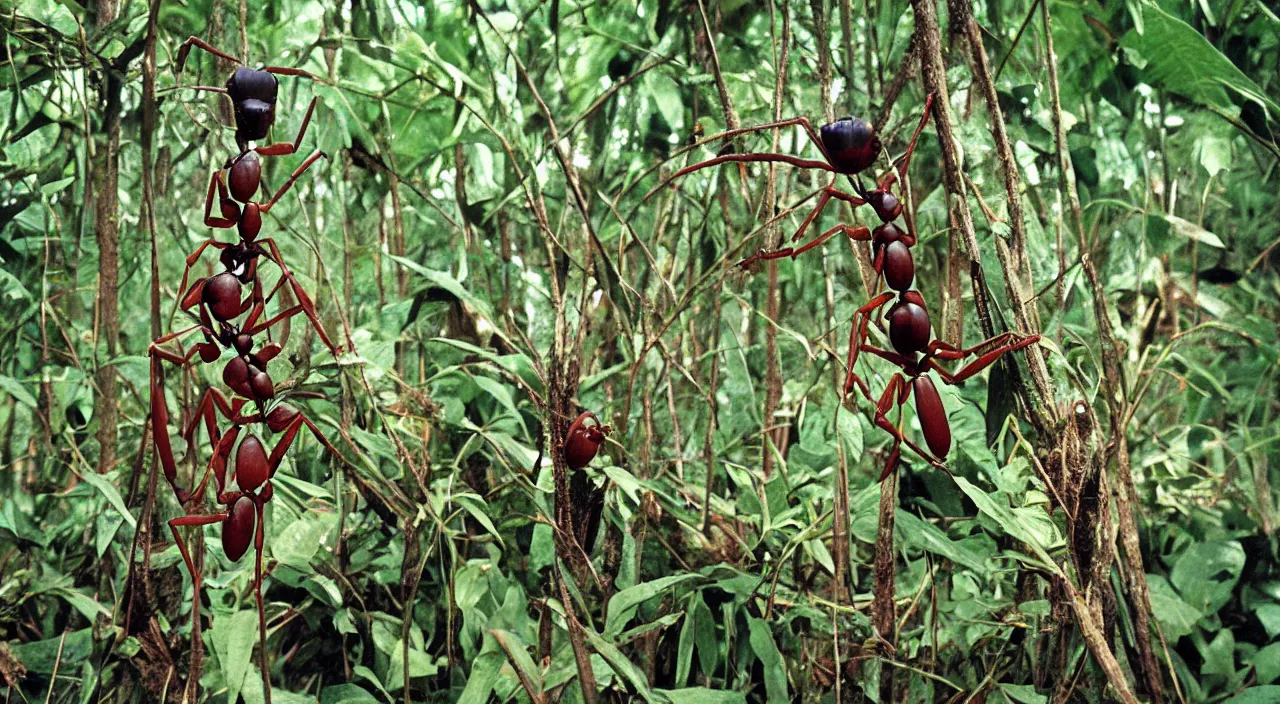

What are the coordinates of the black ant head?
(820, 117, 881, 175)
(226, 68, 279, 142)
(219, 243, 257, 282)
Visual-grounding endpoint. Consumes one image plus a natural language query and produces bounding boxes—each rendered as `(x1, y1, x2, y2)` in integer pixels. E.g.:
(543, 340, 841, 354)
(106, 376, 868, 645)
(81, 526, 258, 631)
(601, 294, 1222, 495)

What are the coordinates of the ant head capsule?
(228, 152, 262, 203)
(226, 68, 279, 142)
(820, 117, 881, 175)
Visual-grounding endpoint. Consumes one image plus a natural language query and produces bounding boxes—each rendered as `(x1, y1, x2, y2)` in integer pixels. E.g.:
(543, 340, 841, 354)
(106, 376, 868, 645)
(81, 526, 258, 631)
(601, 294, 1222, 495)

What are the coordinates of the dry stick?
(960, 1, 1054, 397)
(695, 0, 751, 205)
(1041, 2, 1159, 701)
(872, 470, 897, 700)
(761, 0, 789, 481)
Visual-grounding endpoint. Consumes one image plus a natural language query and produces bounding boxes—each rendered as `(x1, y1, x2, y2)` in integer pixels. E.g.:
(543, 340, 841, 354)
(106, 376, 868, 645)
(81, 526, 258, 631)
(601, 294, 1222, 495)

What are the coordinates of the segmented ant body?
(149, 35, 344, 703)
(655, 96, 1040, 480)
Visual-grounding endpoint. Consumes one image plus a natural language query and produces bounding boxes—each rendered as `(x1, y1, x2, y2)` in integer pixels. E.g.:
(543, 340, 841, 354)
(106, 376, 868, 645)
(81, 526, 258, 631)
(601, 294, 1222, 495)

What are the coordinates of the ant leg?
(204, 171, 237, 229)
(739, 224, 871, 269)
(168, 513, 229, 640)
(243, 304, 305, 338)
(878, 93, 936, 190)
(868, 375, 946, 479)
(261, 65, 314, 78)
(842, 292, 897, 394)
(926, 335, 1041, 385)
(667, 152, 833, 184)
(151, 356, 195, 503)
(251, 500, 273, 701)
(255, 239, 340, 354)
(255, 97, 317, 157)
(175, 36, 242, 73)
(259, 150, 327, 213)
(685, 116, 831, 162)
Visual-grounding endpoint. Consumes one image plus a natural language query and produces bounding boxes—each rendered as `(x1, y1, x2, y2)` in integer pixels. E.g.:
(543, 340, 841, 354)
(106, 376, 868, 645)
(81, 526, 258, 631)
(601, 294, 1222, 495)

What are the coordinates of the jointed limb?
(255, 97, 317, 157)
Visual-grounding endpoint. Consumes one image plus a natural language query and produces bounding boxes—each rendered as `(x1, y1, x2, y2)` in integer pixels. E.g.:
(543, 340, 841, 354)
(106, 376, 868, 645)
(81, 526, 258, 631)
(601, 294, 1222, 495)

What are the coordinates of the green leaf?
(895, 509, 987, 572)
(81, 472, 136, 530)
(1171, 541, 1244, 614)
(1252, 643, 1280, 686)
(998, 683, 1047, 704)
(656, 688, 748, 704)
(455, 493, 505, 548)
(8, 629, 93, 674)
(1147, 574, 1201, 639)
(604, 573, 699, 637)
(489, 629, 543, 696)
(213, 610, 259, 704)
(1121, 6, 1279, 116)
(273, 515, 329, 570)
(319, 684, 379, 704)
(1226, 688, 1280, 704)
(0, 375, 37, 407)
(585, 629, 655, 702)
(746, 618, 787, 703)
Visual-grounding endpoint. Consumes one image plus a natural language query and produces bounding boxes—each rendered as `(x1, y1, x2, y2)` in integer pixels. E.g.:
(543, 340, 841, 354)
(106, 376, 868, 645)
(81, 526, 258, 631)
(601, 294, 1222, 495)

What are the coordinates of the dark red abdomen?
(883, 241, 914, 291)
(228, 152, 262, 203)
(888, 300, 931, 356)
(564, 430, 603, 470)
(236, 434, 270, 492)
(222, 495, 256, 561)
(204, 272, 242, 321)
(913, 375, 951, 458)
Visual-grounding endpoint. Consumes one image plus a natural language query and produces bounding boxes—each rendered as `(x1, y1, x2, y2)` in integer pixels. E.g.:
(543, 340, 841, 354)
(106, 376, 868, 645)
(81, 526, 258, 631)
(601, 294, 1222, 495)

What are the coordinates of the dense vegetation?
(1, 0, 1278, 701)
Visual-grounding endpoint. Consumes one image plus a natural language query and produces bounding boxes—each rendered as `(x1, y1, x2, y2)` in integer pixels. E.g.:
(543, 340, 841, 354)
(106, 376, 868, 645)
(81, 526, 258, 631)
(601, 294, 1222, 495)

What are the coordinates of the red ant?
(655, 96, 1041, 480)
(180, 149, 339, 353)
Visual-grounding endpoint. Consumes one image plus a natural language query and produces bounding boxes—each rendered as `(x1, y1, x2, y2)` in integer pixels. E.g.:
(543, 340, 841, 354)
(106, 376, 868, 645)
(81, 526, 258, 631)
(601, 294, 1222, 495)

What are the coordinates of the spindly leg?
(683, 116, 831, 162)
(251, 500, 273, 701)
(264, 410, 342, 476)
(168, 513, 229, 640)
(175, 36, 241, 73)
(926, 335, 1041, 385)
(877, 93, 936, 191)
(254, 239, 340, 354)
(203, 171, 237, 229)
(841, 292, 896, 395)
(739, 224, 871, 268)
(260, 150, 327, 212)
(255, 97, 317, 157)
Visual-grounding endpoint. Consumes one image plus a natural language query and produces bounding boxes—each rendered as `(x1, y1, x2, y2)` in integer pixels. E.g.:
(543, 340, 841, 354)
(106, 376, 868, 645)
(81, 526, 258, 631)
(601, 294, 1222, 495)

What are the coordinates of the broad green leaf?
(0, 375, 37, 407)
(319, 684, 379, 704)
(455, 493, 505, 548)
(81, 471, 136, 530)
(656, 688, 748, 704)
(1226, 688, 1280, 704)
(1122, 6, 1279, 116)
(746, 617, 787, 703)
(895, 509, 987, 572)
(213, 610, 259, 704)
(489, 629, 544, 696)
(1171, 541, 1244, 614)
(604, 573, 699, 637)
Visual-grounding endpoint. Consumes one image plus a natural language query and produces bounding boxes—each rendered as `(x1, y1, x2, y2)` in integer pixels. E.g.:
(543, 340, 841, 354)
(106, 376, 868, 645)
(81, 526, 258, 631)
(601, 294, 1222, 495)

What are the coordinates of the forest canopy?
(0, 0, 1278, 702)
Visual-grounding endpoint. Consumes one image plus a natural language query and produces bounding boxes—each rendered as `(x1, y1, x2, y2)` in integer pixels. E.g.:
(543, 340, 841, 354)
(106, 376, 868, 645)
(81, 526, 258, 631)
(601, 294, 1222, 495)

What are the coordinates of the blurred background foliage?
(0, 0, 1278, 701)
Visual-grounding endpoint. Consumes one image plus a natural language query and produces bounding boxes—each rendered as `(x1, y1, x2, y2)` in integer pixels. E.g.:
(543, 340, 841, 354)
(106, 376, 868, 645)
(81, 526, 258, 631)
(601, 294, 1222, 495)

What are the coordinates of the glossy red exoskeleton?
(563, 411, 611, 470)
(175, 37, 317, 156)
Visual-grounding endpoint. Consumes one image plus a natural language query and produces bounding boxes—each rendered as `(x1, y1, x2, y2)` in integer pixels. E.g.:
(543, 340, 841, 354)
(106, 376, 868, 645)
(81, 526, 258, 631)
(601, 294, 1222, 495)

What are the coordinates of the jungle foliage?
(0, 0, 1278, 702)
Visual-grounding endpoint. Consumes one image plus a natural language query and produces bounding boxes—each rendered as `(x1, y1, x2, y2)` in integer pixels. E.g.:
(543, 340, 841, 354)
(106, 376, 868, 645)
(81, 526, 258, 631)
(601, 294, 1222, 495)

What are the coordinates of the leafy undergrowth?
(1, 0, 1278, 702)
